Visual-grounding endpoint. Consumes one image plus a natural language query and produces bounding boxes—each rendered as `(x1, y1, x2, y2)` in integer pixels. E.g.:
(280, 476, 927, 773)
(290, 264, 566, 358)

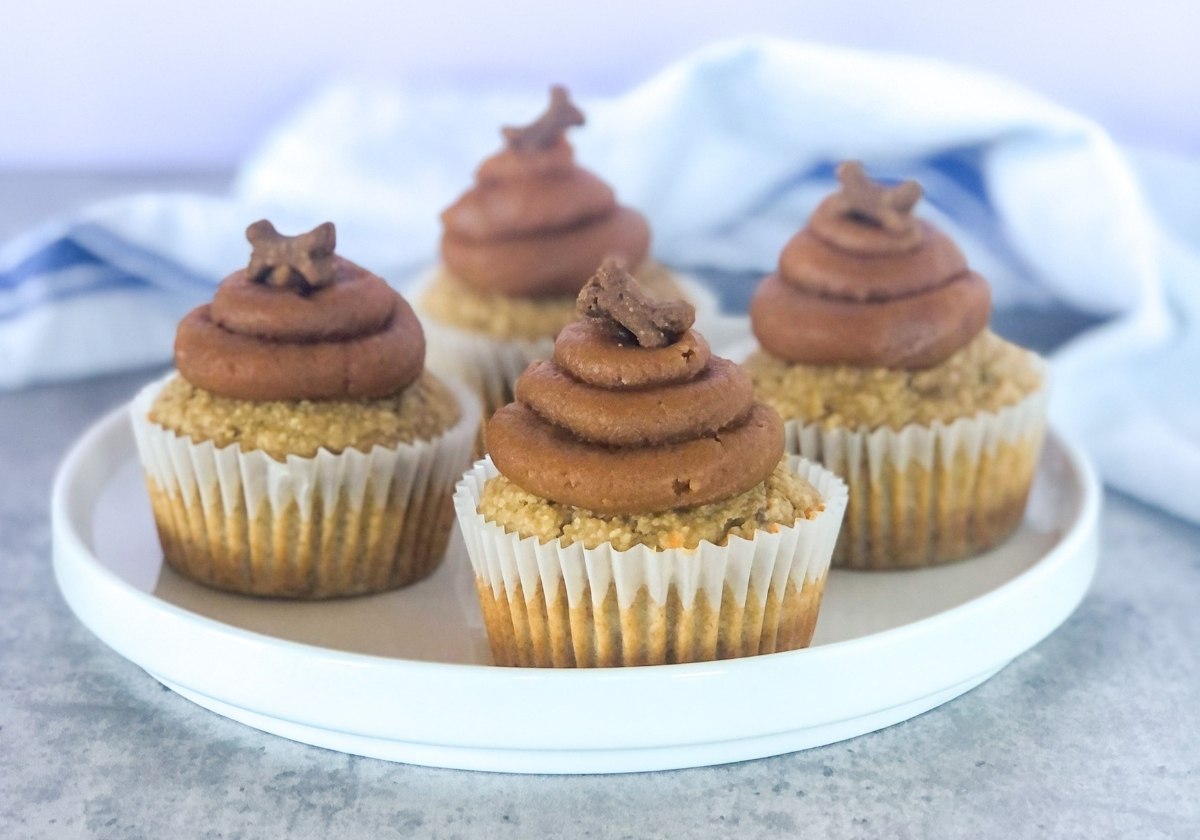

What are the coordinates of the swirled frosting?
(487, 262, 782, 514)
(440, 86, 651, 299)
(175, 220, 425, 401)
(750, 161, 991, 370)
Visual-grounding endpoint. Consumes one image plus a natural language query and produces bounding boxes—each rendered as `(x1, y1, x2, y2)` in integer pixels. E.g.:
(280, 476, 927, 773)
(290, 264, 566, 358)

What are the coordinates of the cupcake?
(130, 220, 479, 598)
(417, 85, 690, 432)
(454, 261, 847, 667)
(744, 162, 1046, 570)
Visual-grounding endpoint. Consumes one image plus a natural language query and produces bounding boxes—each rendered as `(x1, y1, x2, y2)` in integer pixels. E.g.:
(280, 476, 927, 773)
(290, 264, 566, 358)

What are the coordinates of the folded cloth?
(3, 38, 1196, 521)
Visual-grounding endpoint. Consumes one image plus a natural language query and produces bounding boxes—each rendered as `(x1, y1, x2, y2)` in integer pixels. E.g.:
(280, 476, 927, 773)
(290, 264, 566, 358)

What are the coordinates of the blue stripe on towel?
(0, 238, 100, 290)
(69, 223, 214, 294)
(0, 225, 214, 320)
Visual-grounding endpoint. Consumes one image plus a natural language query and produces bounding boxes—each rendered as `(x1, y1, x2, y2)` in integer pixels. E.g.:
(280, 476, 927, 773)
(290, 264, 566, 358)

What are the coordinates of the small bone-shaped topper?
(245, 220, 338, 291)
(832, 161, 923, 234)
(502, 85, 585, 152)
(578, 259, 695, 348)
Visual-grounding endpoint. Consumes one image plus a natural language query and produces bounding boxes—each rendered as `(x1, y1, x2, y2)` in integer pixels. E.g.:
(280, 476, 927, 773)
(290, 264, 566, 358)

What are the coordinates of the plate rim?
(51, 399, 1101, 771)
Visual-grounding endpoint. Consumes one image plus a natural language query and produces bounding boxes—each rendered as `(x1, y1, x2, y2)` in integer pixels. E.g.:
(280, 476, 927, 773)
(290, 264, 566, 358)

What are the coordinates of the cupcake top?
(155, 221, 460, 459)
(175, 220, 425, 401)
(750, 162, 991, 370)
(439, 86, 651, 299)
(486, 261, 783, 515)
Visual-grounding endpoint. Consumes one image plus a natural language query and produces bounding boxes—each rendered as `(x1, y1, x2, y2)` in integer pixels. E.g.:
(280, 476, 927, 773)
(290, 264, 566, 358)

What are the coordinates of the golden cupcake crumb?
(478, 459, 822, 551)
(744, 330, 1042, 431)
(149, 371, 461, 460)
(421, 262, 684, 341)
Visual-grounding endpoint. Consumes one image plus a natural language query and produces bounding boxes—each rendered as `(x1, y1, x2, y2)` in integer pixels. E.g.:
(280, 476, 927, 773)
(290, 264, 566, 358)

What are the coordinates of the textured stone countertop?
(1, 175, 1197, 839)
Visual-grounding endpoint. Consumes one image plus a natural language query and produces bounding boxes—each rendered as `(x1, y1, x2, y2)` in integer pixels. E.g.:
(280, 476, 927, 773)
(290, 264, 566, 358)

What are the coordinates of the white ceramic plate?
(52, 404, 1099, 774)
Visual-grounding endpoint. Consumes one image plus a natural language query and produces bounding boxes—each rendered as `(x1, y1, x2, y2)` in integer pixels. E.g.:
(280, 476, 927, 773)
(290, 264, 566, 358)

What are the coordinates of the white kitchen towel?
(2, 38, 1195, 520)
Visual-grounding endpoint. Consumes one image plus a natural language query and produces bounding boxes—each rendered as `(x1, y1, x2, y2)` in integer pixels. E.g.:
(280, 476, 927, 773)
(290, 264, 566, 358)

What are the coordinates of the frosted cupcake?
(418, 85, 688, 429)
(131, 220, 479, 598)
(454, 261, 847, 667)
(744, 162, 1046, 570)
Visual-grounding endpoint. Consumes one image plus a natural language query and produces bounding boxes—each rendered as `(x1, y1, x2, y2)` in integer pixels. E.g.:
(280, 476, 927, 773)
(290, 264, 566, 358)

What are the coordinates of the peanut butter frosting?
(750, 162, 991, 370)
(486, 261, 783, 515)
(175, 221, 425, 401)
(440, 86, 651, 299)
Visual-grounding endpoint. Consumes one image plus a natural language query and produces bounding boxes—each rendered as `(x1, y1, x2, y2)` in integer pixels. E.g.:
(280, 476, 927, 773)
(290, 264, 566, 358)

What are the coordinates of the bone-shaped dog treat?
(502, 85, 585, 153)
(832, 161, 923, 234)
(245, 220, 338, 292)
(577, 259, 695, 348)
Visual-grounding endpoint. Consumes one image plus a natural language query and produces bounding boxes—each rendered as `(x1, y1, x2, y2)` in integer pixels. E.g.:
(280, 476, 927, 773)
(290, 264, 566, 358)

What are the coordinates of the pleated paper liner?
(420, 315, 554, 453)
(786, 383, 1048, 570)
(130, 375, 480, 599)
(455, 456, 848, 668)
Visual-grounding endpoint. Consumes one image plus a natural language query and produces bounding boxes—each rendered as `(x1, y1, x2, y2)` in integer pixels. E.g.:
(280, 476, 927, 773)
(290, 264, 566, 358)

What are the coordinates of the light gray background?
(2, 1, 1198, 168)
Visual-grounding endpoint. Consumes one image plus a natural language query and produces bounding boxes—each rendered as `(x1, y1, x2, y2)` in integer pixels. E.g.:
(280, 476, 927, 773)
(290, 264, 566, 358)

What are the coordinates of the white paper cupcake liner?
(420, 316, 555, 427)
(454, 455, 848, 667)
(785, 379, 1048, 569)
(130, 374, 481, 598)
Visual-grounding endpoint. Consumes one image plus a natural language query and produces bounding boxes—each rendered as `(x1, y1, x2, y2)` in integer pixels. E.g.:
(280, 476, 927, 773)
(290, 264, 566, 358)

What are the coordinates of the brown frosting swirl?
(440, 86, 651, 299)
(750, 161, 991, 370)
(175, 221, 425, 401)
(487, 262, 783, 515)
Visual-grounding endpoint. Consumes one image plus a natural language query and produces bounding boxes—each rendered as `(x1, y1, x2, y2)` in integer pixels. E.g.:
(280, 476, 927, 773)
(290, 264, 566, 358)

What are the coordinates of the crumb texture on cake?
(745, 330, 1042, 431)
(478, 459, 822, 551)
(149, 371, 461, 460)
(420, 261, 682, 341)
